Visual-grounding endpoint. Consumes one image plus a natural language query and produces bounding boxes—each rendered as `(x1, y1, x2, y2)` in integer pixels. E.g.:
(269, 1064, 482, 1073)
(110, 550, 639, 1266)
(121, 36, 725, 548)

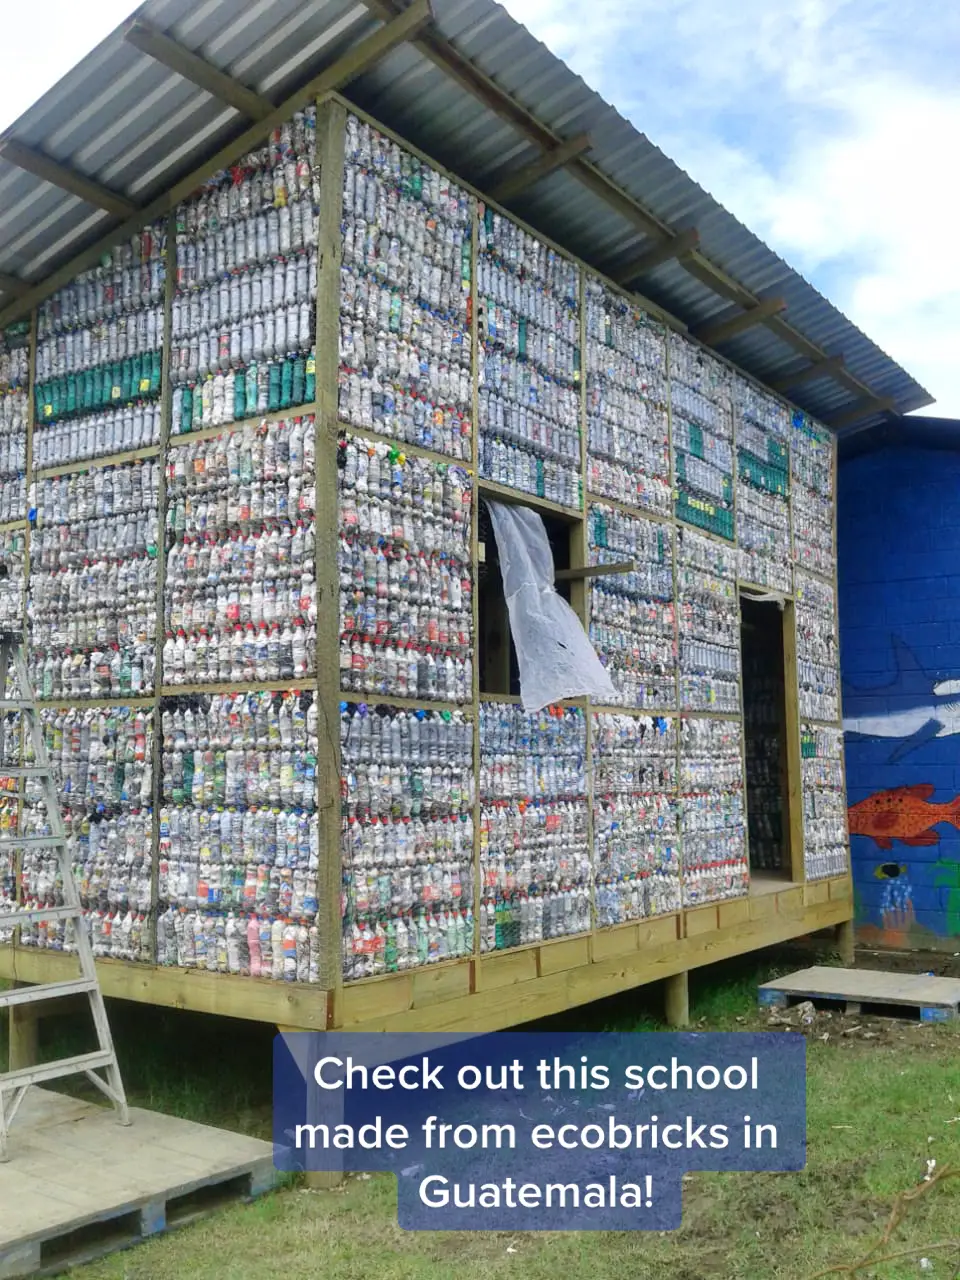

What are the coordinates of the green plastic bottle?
(267, 363, 281, 412)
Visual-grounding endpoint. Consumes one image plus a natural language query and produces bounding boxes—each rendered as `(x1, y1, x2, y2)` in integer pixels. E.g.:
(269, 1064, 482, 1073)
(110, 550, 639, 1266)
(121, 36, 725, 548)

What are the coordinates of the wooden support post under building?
(835, 918, 855, 967)
(663, 971, 690, 1028)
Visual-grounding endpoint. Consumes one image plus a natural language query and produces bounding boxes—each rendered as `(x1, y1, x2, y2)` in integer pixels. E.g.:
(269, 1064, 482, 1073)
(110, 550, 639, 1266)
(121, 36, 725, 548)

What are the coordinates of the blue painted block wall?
(839, 445, 960, 947)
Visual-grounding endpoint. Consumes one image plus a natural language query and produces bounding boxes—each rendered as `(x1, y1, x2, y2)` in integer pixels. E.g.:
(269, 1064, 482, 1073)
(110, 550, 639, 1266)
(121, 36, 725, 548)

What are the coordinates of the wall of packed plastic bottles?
(0, 100, 846, 992)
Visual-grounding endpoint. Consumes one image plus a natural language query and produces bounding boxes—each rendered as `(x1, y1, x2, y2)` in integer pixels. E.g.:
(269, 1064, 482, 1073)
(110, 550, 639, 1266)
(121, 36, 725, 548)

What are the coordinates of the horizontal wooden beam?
(554, 560, 634, 582)
(694, 296, 786, 346)
(125, 19, 274, 121)
(0, 139, 137, 219)
(489, 132, 591, 203)
(612, 227, 700, 284)
(0, 0, 432, 330)
(825, 396, 896, 430)
(363, 0, 664, 241)
(768, 353, 845, 393)
(0, 272, 29, 299)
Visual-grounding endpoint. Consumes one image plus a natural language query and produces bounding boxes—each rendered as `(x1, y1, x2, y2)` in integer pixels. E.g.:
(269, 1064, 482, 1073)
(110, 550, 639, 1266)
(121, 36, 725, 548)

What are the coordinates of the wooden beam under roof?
(612, 228, 700, 284)
(768, 354, 845, 393)
(0, 272, 29, 299)
(825, 396, 896, 430)
(358, 0, 909, 419)
(489, 132, 591, 203)
(0, 0, 433, 329)
(0, 140, 137, 219)
(693, 297, 786, 347)
(125, 19, 275, 122)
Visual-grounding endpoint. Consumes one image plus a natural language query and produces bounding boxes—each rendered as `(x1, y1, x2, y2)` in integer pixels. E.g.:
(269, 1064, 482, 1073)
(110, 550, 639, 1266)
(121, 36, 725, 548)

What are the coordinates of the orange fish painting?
(847, 784, 960, 850)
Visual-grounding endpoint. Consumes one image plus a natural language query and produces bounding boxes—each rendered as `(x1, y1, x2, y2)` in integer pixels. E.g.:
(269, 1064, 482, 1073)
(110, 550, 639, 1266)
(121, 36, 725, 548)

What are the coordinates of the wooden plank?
(412, 962, 471, 1007)
(825, 397, 896, 430)
(718, 898, 750, 928)
(338, 973, 414, 1027)
(314, 99, 347, 1001)
(538, 935, 590, 976)
(0, 272, 29, 299)
(344, 897, 850, 1033)
(489, 133, 591, 203)
(0, 949, 329, 1028)
(479, 949, 539, 990)
(592, 924, 640, 961)
(829, 876, 853, 901)
(694, 297, 786, 346)
(759, 966, 960, 1011)
(768, 354, 845, 394)
(125, 20, 274, 121)
(685, 905, 719, 937)
(781, 601, 805, 882)
(611, 228, 700, 284)
(663, 971, 689, 1027)
(749, 893, 777, 922)
(777, 887, 804, 918)
(803, 881, 830, 907)
(0, 1090, 274, 1268)
(554, 560, 634, 581)
(638, 914, 680, 947)
(0, 140, 138, 219)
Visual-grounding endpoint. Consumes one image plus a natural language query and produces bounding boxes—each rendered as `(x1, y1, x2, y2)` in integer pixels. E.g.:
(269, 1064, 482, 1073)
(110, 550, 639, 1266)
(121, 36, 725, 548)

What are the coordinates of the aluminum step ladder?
(0, 626, 130, 1159)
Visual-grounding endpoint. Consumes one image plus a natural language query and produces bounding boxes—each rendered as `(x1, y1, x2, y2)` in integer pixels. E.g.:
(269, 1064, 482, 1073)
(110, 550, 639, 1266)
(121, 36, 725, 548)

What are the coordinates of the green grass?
(7, 946, 960, 1280)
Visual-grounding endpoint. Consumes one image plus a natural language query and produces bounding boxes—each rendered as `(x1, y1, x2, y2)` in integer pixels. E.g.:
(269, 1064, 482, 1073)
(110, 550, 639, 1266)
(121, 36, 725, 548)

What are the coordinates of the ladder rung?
(0, 904, 79, 928)
(0, 1049, 115, 1093)
(0, 978, 98, 1009)
(0, 834, 65, 848)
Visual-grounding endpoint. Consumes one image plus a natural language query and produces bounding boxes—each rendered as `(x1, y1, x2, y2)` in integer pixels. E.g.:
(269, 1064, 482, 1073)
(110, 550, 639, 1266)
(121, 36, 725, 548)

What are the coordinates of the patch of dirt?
(759, 999, 953, 1049)
(855, 948, 960, 980)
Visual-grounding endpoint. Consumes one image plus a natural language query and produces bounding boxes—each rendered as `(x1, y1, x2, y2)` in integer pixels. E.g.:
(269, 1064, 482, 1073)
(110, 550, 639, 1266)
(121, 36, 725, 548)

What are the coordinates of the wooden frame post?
(313, 96, 347, 1008)
(306, 95, 347, 1192)
(663, 971, 689, 1027)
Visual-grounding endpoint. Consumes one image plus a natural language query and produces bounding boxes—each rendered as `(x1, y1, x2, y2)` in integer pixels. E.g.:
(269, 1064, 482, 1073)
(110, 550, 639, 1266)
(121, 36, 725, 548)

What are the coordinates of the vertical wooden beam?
(835, 917, 855, 966)
(664, 330, 685, 910)
(782, 601, 805, 884)
(663, 970, 689, 1027)
(307, 96, 347, 1193)
(149, 214, 177, 964)
(470, 200, 483, 972)
(313, 96, 347, 1004)
(572, 269, 596, 941)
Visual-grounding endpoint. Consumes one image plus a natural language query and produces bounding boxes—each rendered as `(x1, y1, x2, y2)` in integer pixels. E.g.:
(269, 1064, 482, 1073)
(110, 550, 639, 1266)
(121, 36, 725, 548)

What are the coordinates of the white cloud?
(502, 0, 960, 416)
(0, 2, 138, 133)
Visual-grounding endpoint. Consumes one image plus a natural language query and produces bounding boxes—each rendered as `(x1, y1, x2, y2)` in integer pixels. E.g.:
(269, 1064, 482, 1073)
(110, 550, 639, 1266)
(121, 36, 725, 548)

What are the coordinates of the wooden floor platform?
(0, 1088, 276, 1280)
(759, 966, 960, 1022)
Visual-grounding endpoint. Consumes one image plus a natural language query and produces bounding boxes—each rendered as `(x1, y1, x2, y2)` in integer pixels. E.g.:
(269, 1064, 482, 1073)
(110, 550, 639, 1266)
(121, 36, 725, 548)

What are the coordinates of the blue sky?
(501, 0, 960, 415)
(3, 1, 958, 416)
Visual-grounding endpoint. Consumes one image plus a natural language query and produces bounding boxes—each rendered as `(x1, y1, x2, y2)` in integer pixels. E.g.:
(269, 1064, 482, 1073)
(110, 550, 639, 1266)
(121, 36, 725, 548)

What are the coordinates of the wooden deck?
(0, 876, 851, 1035)
(759, 965, 960, 1022)
(0, 1089, 275, 1279)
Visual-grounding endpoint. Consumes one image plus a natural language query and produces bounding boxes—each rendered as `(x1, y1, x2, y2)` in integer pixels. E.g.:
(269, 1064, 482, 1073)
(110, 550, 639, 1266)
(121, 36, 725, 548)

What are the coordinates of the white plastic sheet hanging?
(486, 500, 617, 712)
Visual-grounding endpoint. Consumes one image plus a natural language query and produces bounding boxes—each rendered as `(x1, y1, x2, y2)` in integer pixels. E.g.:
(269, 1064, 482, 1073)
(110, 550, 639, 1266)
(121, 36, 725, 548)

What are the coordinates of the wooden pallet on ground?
(0, 1088, 276, 1280)
(758, 965, 960, 1023)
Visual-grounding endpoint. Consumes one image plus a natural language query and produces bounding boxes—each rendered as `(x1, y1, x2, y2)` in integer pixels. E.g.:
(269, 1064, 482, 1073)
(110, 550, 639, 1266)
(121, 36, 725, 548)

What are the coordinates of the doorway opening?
(740, 594, 792, 885)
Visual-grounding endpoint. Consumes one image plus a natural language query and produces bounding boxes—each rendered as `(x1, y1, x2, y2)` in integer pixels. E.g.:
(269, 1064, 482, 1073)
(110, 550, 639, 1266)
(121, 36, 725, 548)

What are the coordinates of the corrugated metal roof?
(0, 0, 932, 431)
